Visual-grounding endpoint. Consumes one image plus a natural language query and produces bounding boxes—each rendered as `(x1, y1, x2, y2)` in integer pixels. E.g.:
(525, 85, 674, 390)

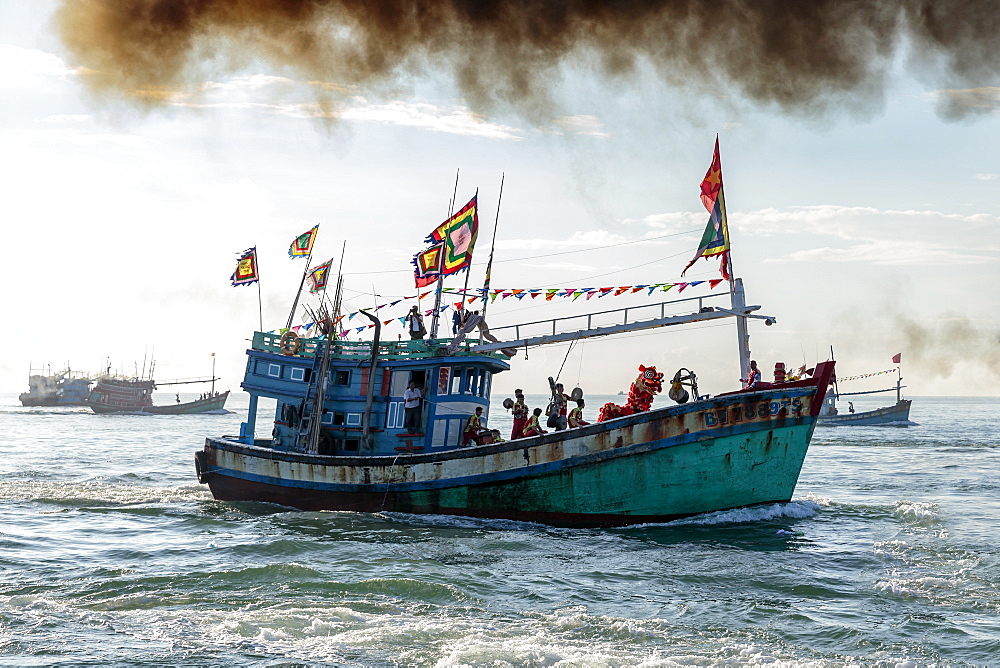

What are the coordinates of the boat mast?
(430, 169, 460, 339)
(829, 345, 840, 399)
(211, 353, 216, 395)
(481, 173, 504, 320)
(357, 309, 381, 452)
(712, 137, 750, 382)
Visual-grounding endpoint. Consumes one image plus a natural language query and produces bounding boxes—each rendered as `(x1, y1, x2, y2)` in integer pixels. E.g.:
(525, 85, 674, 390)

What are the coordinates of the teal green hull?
(402, 423, 815, 523)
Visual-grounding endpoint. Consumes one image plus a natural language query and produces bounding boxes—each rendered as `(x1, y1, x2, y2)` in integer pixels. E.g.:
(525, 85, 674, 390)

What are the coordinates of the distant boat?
(818, 348, 912, 426)
(87, 355, 228, 414)
(19, 366, 93, 407)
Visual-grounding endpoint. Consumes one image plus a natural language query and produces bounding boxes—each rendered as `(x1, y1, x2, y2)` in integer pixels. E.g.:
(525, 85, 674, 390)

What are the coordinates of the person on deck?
(451, 307, 463, 335)
(403, 381, 423, 434)
(405, 306, 426, 340)
(523, 407, 547, 437)
(548, 382, 570, 431)
(461, 406, 484, 446)
(568, 399, 590, 428)
(744, 360, 761, 390)
(510, 389, 528, 440)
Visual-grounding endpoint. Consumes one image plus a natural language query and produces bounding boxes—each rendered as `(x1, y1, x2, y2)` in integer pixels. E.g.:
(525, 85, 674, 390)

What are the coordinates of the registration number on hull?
(702, 398, 804, 427)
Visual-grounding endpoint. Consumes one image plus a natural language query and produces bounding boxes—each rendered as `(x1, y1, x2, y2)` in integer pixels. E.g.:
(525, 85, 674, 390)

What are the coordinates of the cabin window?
(468, 370, 479, 395)
(450, 368, 463, 395)
(344, 439, 360, 452)
(346, 413, 362, 426)
(386, 402, 405, 429)
(437, 367, 450, 396)
(448, 419, 463, 447)
(321, 411, 333, 425)
(333, 412, 345, 426)
(290, 367, 306, 382)
(267, 363, 281, 378)
(390, 370, 409, 396)
(480, 371, 491, 398)
(333, 370, 350, 386)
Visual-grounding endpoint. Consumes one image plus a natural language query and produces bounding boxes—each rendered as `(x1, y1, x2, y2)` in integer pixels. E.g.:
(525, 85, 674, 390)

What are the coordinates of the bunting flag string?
(837, 369, 898, 382)
(279, 279, 726, 340)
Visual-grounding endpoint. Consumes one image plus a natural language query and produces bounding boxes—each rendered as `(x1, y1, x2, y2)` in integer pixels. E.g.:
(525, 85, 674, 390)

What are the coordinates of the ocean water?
(1, 391, 999, 667)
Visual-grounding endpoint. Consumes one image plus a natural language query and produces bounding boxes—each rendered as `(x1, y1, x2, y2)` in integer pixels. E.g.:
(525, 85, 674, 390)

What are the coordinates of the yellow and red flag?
(308, 258, 333, 293)
(231, 247, 259, 287)
(413, 243, 444, 288)
(425, 195, 479, 275)
(683, 137, 731, 279)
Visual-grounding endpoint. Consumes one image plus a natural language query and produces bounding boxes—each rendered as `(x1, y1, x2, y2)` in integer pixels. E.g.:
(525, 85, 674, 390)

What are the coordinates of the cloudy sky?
(1, 1, 997, 401)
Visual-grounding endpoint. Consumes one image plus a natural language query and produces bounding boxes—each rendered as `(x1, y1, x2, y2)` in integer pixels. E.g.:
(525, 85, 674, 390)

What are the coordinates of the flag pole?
(256, 274, 263, 332)
(331, 241, 346, 338)
(714, 135, 750, 382)
(286, 254, 313, 330)
(481, 175, 504, 320)
(459, 187, 480, 302)
(430, 168, 460, 339)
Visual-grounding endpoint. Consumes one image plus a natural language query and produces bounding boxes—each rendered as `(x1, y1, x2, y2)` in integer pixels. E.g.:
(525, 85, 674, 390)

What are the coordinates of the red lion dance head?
(598, 365, 664, 422)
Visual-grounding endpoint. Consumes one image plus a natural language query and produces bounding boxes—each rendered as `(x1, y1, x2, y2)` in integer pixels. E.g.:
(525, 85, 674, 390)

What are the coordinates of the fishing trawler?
(86, 356, 229, 414)
(18, 365, 93, 407)
(818, 349, 911, 426)
(195, 282, 834, 527)
(195, 141, 836, 527)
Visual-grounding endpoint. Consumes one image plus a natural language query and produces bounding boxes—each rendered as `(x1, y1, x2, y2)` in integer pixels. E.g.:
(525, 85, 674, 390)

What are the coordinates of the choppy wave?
(0, 479, 210, 506)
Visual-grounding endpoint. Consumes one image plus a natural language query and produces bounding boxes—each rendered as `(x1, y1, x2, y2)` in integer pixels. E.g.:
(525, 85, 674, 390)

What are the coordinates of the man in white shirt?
(403, 381, 423, 434)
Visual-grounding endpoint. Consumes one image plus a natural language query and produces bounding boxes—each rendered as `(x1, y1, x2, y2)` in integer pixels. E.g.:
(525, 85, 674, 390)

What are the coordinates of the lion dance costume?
(598, 365, 664, 421)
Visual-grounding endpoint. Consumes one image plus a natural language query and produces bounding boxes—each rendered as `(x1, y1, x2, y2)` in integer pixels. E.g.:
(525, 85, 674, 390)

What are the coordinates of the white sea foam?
(0, 479, 210, 505)
(662, 500, 821, 527)
(893, 500, 940, 524)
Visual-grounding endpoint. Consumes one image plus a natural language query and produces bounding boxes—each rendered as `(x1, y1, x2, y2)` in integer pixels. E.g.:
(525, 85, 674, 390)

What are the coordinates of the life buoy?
(279, 330, 300, 355)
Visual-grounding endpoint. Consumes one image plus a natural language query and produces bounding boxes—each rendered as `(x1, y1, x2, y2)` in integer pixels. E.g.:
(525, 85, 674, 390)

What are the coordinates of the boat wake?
(658, 500, 823, 527)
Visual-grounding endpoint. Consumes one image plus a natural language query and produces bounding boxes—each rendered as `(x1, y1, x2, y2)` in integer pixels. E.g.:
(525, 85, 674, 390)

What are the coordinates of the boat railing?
(482, 293, 729, 342)
(251, 331, 507, 361)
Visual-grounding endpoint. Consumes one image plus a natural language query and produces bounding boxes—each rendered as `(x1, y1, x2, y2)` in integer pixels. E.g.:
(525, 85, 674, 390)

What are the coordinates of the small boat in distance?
(18, 365, 93, 407)
(86, 355, 229, 414)
(818, 349, 912, 426)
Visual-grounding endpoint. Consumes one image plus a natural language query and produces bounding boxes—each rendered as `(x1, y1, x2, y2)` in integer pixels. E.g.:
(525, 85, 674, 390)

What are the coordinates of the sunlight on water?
(2, 393, 1000, 665)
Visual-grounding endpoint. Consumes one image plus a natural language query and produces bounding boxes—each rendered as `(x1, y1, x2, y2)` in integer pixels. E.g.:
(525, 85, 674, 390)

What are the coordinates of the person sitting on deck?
(461, 406, 484, 446)
(568, 399, 590, 428)
(523, 407, 547, 437)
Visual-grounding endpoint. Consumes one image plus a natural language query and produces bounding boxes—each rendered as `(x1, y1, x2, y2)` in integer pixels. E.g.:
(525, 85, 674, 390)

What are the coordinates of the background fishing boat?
(86, 355, 229, 414)
(818, 348, 912, 426)
(17, 365, 92, 407)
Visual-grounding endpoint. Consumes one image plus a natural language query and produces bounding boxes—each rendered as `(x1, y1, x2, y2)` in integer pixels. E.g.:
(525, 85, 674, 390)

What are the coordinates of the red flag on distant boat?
(892, 353, 902, 364)
(231, 247, 259, 287)
(682, 137, 731, 280)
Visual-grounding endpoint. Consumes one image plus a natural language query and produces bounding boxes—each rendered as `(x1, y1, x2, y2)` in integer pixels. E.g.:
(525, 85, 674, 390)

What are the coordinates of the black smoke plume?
(54, 0, 1000, 121)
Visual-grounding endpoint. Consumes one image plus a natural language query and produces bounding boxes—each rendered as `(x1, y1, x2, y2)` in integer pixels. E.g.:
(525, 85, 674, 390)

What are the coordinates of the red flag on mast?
(682, 137, 731, 279)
